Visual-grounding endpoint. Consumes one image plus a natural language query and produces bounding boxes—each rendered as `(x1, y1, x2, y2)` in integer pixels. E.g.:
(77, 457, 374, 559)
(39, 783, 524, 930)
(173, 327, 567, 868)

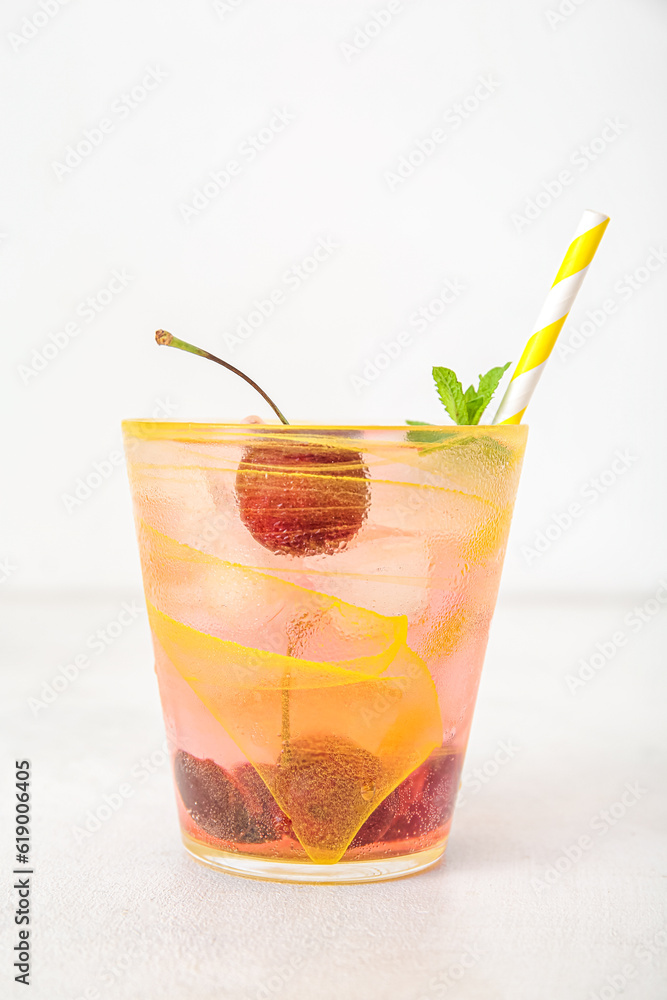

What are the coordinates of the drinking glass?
(122, 421, 527, 883)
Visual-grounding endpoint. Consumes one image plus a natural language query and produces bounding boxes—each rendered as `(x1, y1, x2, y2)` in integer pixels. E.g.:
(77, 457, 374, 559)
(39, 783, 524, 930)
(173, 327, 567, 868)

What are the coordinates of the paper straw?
(493, 209, 610, 425)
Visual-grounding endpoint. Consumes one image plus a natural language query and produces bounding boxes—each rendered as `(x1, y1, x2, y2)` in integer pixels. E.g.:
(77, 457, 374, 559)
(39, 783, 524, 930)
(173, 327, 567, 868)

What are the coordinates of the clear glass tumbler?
(122, 421, 527, 883)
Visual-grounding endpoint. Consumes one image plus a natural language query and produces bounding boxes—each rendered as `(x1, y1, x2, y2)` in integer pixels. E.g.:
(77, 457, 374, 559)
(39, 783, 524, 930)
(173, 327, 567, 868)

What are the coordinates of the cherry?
(235, 439, 370, 557)
(351, 750, 462, 847)
(349, 782, 410, 848)
(379, 750, 461, 841)
(175, 750, 262, 843)
(230, 761, 295, 841)
(174, 750, 294, 845)
(155, 330, 370, 557)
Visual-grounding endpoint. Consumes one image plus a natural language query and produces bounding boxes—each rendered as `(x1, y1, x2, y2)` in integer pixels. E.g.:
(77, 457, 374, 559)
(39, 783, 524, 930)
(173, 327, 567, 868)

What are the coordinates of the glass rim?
(122, 419, 529, 438)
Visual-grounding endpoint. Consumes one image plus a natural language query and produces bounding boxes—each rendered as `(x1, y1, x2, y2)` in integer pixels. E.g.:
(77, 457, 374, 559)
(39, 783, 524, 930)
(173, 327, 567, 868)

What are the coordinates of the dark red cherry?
(235, 440, 370, 557)
(154, 332, 371, 556)
(174, 751, 292, 845)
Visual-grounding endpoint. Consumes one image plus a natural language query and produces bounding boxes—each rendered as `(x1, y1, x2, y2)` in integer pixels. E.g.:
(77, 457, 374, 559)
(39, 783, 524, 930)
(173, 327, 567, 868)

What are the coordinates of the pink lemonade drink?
(122, 422, 527, 883)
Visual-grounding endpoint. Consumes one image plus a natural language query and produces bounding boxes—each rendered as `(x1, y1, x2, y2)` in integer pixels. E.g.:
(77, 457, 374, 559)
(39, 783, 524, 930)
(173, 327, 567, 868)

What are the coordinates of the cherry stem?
(281, 670, 291, 758)
(155, 330, 289, 425)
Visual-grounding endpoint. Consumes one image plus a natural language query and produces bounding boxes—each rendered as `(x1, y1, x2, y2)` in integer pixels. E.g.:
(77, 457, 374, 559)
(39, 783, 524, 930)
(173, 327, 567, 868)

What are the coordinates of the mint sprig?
(410, 363, 511, 426)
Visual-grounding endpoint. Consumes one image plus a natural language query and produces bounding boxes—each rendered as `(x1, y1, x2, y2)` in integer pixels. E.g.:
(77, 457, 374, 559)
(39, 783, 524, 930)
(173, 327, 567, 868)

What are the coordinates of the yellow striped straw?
(493, 209, 610, 425)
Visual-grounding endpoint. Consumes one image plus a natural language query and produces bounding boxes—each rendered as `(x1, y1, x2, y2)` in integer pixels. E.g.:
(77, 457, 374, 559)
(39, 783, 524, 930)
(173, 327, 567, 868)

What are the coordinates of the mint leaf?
(468, 362, 511, 424)
(463, 384, 485, 425)
(477, 363, 511, 405)
(466, 392, 488, 425)
(432, 367, 468, 424)
(406, 420, 457, 445)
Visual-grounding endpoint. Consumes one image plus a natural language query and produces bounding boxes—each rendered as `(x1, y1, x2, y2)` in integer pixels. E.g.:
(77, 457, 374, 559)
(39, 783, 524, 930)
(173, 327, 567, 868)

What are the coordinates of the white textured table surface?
(2, 594, 666, 1000)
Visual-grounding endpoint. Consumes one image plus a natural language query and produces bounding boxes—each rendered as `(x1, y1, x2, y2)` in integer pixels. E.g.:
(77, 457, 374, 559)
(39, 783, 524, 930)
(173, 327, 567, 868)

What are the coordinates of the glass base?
(182, 832, 447, 884)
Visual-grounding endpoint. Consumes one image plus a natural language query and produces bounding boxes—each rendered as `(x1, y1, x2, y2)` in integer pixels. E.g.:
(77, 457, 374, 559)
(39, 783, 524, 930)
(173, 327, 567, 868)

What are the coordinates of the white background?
(2, 0, 666, 597)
